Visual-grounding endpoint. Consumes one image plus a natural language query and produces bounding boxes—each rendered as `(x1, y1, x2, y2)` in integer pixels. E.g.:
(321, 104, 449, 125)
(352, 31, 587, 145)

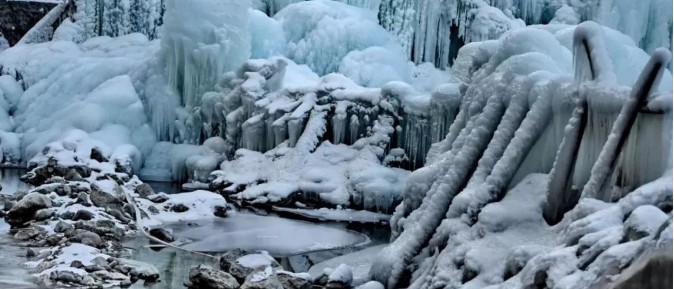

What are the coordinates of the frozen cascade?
(160, 0, 251, 109)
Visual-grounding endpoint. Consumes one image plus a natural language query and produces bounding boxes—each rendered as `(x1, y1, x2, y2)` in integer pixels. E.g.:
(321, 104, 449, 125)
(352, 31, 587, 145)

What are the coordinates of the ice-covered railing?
(16, 0, 74, 45)
(370, 23, 673, 288)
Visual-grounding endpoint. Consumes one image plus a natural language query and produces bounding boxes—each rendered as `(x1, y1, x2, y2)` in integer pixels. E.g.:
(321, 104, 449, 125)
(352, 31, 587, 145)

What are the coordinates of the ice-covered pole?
(581, 48, 671, 201)
(543, 23, 603, 224)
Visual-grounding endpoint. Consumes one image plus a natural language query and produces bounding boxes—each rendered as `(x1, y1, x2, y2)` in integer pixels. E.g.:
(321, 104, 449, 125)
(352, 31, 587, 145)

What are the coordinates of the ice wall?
(160, 0, 251, 108)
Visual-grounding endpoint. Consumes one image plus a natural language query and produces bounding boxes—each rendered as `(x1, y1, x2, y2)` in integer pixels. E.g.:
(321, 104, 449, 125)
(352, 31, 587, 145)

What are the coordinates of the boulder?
(229, 251, 280, 281)
(6, 192, 52, 227)
(54, 220, 74, 234)
(147, 193, 169, 203)
(70, 230, 103, 248)
(240, 266, 283, 289)
(134, 183, 154, 198)
(187, 265, 240, 289)
(219, 249, 248, 272)
(89, 184, 123, 210)
(72, 209, 94, 221)
(149, 228, 175, 243)
(277, 271, 312, 289)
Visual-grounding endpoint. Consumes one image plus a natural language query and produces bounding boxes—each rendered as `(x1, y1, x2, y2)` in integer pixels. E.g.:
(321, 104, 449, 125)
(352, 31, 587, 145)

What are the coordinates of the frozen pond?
(176, 212, 370, 255)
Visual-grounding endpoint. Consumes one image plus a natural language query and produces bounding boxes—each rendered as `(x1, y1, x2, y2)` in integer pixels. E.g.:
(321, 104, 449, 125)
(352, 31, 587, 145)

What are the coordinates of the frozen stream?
(0, 172, 390, 289)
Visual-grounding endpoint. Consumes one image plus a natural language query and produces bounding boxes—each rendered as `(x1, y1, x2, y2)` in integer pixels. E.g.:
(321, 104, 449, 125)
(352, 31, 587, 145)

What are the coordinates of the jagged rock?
(71, 231, 103, 248)
(187, 264, 240, 289)
(214, 205, 228, 218)
(54, 220, 74, 233)
(147, 193, 169, 203)
(240, 267, 283, 289)
(278, 271, 312, 289)
(90, 184, 123, 209)
(134, 183, 154, 198)
(72, 209, 94, 221)
(6, 193, 52, 227)
(90, 147, 109, 163)
(149, 228, 175, 242)
(219, 249, 248, 272)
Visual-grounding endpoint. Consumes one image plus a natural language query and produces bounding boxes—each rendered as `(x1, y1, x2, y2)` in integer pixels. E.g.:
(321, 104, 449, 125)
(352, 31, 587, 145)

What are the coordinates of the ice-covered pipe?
(581, 48, 671, 201)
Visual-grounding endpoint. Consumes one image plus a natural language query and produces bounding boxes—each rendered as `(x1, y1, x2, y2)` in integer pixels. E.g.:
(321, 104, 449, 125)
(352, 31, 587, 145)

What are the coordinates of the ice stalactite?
(581, 48, 671, 201)
(160, 0, 251, 110)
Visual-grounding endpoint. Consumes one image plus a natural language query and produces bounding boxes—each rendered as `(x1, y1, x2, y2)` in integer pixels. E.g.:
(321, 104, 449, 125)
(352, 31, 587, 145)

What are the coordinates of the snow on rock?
(309, 244, 385, 286)
(136, 190, 228, 226)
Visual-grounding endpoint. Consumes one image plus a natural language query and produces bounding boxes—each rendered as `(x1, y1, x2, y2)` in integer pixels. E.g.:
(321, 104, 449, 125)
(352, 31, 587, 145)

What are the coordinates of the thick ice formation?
(371, 23, 672, 288)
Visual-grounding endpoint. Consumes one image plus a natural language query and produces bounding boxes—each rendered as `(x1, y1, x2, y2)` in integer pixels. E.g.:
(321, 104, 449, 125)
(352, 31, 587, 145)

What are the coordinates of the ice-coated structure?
(370, 22, 672, 289)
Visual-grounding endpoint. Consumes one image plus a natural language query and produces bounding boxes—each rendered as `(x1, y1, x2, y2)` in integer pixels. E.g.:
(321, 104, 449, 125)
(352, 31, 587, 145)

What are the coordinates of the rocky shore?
(0, 139, 229, 288)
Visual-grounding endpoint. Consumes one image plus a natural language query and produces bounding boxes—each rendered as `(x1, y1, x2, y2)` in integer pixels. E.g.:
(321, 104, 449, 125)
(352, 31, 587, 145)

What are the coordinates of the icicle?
(581, 48, 671, 201)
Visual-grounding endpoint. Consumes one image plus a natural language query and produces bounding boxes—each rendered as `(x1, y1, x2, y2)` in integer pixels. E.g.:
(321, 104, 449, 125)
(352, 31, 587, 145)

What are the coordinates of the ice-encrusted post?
(581, 48, 671, 201)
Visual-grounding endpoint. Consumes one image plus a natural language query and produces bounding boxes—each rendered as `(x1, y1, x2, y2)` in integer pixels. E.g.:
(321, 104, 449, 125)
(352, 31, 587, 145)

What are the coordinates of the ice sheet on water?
(177, 212, 369, 255)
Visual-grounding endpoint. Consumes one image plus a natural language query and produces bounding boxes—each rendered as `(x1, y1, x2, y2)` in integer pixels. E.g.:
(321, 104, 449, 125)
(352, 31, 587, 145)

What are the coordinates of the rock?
(170, 203, 189, 212)
(214, 205, 228, 218)
(71, 230, 103, 248)
(147, 193, 169, 203)
(5, 192, 52, 227)
(56, 270, 81, 284)
(229, 252, 280, 281)
(3, 199, 15, 211)
(219, 249, 248, 272)
(107, 209, 131, 224)
(119, 258, 160, 282)
(187, 264, 240, 289)
(65, 169, 85, 182)
(149, 228, 175, 243)
(134, 183, 154, 198)
(84, 265, 106, 273)
(60, 211, 75, 220)
(278, 271, 313, 289)
(12, 190, 28, 201)
(54, 221, 74, 234)
(70, 260, 84, 268)
(147, 205, 159, 214)
(326, 264, 353, 289)
(90, 184, 123, 209)
(624, 205, 668, 241)
(26, 248, 36, 258)
(76, 192, 90, 206)
(240, 266, 283, 289)
(72, 209, 94, 221)
(90, 147, 109, 163)
(14, 225, 46, 241)
(34, 208, 55, 221)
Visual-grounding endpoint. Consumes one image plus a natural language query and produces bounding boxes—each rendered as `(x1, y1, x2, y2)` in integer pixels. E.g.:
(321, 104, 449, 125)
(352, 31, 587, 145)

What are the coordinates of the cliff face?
(0, 1, 57, 45)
